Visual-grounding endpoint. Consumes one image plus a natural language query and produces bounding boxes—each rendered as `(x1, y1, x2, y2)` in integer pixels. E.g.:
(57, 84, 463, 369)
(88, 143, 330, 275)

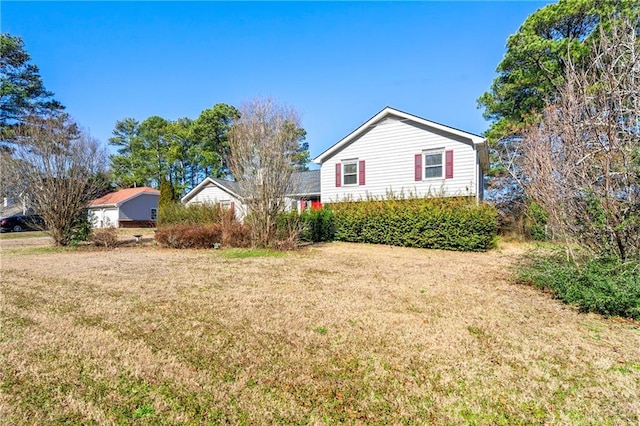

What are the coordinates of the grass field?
(1, 235, 639, 424)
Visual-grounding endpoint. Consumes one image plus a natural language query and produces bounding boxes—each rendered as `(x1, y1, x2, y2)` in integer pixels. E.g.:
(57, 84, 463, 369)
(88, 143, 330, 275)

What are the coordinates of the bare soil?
(1, 237, 639, 424)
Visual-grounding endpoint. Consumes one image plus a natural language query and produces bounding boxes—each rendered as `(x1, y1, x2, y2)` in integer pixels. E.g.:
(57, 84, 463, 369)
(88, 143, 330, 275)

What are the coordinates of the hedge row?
(329, 197, 497, 252)
(159, 202, 234, 226)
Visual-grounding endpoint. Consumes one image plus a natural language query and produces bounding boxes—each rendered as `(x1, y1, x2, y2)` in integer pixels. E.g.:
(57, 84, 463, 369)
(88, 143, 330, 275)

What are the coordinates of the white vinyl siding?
(320, 117, 478, 202)
(184, 182, 246, 219)
(89, 207, 119, 228)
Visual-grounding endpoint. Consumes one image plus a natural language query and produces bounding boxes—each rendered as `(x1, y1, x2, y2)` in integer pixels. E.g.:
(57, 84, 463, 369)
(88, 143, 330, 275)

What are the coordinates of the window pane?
(344, 174, 357, 185)
(425, 153, 442, 166)
(344, 163, 357, 174)
(425, 166, 442, 179)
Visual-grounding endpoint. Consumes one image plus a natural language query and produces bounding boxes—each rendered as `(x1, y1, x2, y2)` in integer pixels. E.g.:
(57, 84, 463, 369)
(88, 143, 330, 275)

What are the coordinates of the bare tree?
(2, 113, 108, 245)
(519, 17, 640, 261)
(228, 98, 306, 247)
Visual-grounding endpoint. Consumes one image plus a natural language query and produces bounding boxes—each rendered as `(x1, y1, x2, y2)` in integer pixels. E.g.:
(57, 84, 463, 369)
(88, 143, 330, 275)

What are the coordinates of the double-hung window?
(424, 150, 444, 179)
(343, 161, 358, 185)
(415, 149, 452, 181)
(335, 159, 365, 187)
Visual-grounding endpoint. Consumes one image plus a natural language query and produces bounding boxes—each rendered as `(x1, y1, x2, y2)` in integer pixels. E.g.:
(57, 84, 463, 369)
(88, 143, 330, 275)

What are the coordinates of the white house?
(181, 171, 321, 219)
(180, 177, 247, 219)
(313, 106, 489, 203)
(181, 170, 320, 219)
(88, 187, 160, 228)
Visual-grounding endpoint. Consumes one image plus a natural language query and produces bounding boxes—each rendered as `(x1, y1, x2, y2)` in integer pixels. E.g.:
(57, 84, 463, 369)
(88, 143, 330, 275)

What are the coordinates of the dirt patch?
(1, 239, 638, 424)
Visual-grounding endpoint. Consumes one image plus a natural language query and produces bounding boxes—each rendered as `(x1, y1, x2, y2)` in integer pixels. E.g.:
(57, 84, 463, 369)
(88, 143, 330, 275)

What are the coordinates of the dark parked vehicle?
(0, 214, 45, 232)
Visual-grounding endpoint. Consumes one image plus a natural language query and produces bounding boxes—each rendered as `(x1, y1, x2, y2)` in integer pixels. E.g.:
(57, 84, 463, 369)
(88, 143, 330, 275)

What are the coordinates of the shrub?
(517, 251, 640, 319)
(301, 207, 335, 242)
(158, 203, 233, 226)
(329, 197, 497, 252)
(524, 201, 548, 241)
(64, 210, 92, 246)
(156, 222, 251, 249)
(90, 227, 119, 248)
(155, 224, 223, 249)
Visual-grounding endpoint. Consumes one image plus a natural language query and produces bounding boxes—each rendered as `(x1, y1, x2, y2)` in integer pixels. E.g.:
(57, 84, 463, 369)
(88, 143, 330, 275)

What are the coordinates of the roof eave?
(313, 106, 485, 164)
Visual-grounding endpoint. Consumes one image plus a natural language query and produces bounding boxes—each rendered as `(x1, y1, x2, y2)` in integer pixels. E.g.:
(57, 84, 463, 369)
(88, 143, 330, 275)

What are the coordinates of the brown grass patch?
(1, 240, 639, 424)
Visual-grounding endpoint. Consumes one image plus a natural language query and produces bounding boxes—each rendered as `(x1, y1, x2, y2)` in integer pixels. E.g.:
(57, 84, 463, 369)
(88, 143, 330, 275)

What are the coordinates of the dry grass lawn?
(1, 234, 639, 424)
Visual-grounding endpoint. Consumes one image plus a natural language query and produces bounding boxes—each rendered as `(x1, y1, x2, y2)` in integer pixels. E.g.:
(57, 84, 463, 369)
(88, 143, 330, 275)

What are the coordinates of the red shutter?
(335, 163, 342, 187)
(445, 150, 454, 179)
(414, 154, 422, 181)
(358, 160, 365, 185)
(230, 201, 235, 213)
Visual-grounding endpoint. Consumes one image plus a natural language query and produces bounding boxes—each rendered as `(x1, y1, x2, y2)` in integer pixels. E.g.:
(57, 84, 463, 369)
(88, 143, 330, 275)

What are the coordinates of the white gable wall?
(88, 207, 119, 228)
(320, 117, 480, 203)
(184, 182, 246, 219)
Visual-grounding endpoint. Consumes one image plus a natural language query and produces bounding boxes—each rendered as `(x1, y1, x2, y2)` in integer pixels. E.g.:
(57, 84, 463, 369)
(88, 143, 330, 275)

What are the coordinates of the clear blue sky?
(3, 1, 550, 160)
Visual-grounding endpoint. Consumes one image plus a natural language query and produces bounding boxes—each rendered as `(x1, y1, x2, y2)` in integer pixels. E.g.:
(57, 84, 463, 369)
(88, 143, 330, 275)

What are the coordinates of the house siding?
(119, 194, 159, 222)
(320, 117, 479, 203)
(89, 207, 119, 228)
(184, 182, 246, 219)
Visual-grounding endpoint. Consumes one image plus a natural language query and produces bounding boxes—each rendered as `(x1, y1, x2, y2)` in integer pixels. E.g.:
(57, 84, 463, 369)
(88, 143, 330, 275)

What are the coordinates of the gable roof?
(181, 170, 321, 204)
(180, 177, 243, 204)
(313, 106, 488, 170)
(89, 187, 159, 208)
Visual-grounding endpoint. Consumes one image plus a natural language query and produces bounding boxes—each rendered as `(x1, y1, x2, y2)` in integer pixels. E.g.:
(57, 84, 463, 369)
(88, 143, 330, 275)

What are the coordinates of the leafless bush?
(228, 98, 305, 248)
(520, 18, 640, 260)
(90, 227, 119, 248)
(2, 113, 107, 246)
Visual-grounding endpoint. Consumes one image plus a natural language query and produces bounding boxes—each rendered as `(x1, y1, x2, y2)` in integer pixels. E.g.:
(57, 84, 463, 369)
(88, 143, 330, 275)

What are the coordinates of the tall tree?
(2, 113, 107, 246)
(228, 98, 307, 247)
(109, 103, 240, 194)
(108, 117, 148, 188)
(190, 103, 240, 178)
(518, 18, 640, 261)
(1, 34, 64, 144)
(477, 0, 638, 222)
(478, 0, 636, 144)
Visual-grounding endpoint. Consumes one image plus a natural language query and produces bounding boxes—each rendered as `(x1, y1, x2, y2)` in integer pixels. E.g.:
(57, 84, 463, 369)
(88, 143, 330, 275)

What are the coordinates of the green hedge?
(276, 207, 335, 243)
(158, 202, 233, 226)
(517, 252, 640, 320)
(329, 197, 497, 252)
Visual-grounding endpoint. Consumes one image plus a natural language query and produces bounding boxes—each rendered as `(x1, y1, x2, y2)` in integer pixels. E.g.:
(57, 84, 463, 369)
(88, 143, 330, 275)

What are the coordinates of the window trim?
(342, 160, 359, 186)
(423, 149, 444, 180)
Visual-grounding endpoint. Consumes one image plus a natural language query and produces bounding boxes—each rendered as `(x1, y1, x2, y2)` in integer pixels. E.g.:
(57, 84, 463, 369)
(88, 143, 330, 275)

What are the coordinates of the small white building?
(313, 106, 489, 203)
(88, 187, 160, 228)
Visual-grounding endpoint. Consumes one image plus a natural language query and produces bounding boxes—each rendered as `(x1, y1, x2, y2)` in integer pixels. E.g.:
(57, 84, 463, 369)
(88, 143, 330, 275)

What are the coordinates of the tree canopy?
(109, 104, 240, 193)
(1, 34, 64, 144)
(109, 102, 310, 196)
(478, 0, 638, 144)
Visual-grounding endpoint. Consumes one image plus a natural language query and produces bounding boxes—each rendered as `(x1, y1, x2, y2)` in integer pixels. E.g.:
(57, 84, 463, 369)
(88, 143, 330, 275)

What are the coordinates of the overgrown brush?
(90, 227, 119, 248)
(156, 203, 250, 248)
(330, 197, 497, 252)
(517, 251, 640, 320)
